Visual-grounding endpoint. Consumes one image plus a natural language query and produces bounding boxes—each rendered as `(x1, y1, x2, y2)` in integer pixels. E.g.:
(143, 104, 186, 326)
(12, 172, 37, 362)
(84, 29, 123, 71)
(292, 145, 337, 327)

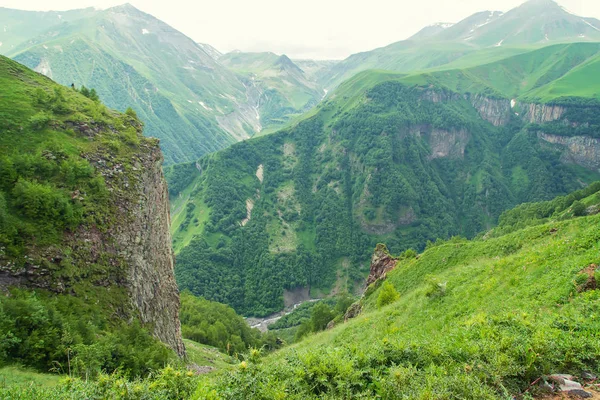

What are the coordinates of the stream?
(245, 299, 320, 333)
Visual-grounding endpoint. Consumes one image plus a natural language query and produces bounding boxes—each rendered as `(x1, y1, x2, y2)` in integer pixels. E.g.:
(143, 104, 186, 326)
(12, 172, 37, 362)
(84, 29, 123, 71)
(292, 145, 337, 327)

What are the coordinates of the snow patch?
(0, 42, 2, 47)
(42, 45, 48, 49)
(545, 33, 549, 41)
(470, 12, 496, 33)
(579, 34, 586, 38)
(511, 99, 516, 109)
(582, 19, 600, 32)
(142, 28, 150, 35)
(495, 39, 504, 47)
(58, 14, 62, 19)
(3, 26, 6, 33)
(187, 100, 193, 103)
(198, 101, 211, 110)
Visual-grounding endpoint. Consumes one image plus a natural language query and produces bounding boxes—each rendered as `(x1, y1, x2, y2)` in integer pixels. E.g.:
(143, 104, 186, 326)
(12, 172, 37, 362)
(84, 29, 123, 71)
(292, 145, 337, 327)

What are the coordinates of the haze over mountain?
(0, 4, 336, 163)
(322, 0, 600, 89)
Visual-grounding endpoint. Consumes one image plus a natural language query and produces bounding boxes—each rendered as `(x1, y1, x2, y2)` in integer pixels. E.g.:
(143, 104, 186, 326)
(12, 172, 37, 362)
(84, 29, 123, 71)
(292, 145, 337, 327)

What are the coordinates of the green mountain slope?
(167, 48, 600, 316)
(412, 42, 600, 102)
(1, 5, 264, 164)
(219, 51, 326, 130)
(202, 185, 600, 399)
(321, 0, 600, 90)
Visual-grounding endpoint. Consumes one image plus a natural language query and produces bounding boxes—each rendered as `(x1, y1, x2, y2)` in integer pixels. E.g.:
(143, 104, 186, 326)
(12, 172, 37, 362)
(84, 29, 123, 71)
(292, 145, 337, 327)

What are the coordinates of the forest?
(170, 81, 600, 316)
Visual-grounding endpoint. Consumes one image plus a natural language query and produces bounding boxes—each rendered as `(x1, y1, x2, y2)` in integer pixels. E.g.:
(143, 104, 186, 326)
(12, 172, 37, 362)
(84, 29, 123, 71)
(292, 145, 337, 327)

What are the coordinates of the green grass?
(0, 367, 63, 388)
(183, 340, 234, 371)
(201, 201, 600, 399)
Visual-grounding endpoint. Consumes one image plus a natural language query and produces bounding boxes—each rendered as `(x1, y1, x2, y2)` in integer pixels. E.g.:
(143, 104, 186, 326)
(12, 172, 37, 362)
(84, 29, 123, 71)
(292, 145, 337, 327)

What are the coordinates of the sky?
(2, 0, 600, 59)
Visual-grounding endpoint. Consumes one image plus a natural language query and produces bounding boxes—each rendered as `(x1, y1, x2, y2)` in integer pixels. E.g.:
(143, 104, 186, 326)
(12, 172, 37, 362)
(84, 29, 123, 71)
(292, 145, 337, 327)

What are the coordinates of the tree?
(89, 89, 99, 102)
(572, 200, 586, 217)
(310, 303, 334, 332)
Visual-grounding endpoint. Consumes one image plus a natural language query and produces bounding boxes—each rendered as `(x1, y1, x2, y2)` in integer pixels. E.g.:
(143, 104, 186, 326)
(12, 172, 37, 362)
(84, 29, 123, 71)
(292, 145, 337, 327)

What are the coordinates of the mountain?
(321, 0, 600, 90)
(0, 6, 96, 53)
(432, 0, 600, 47)
(202, 183, 600, 398)
(219, 51, 327, 130)
(1, 5, 268, 164)
(166, 43, 600, 317)
(0, 54, 184, 373)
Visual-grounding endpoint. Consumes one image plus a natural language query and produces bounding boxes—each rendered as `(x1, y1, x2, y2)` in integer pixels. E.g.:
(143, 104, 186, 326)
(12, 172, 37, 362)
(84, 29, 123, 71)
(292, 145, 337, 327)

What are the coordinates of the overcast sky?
(2, 0, 599, 59)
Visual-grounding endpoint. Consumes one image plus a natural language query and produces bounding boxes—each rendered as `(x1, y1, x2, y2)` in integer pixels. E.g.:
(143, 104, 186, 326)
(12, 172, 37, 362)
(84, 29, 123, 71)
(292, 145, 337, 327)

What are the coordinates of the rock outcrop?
(522, 103, 566, 124)
(469, 95, 512, 126)
(538, 132, 600, 171)
(427, 128, 470, 159)
(365, 244, 399, 287)
(120, 144, 185, 357)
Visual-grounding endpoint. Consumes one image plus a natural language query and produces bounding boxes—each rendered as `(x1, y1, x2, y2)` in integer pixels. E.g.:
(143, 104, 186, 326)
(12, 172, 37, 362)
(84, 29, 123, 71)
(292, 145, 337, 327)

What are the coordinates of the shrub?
(425, 275, 447, 298)
(377, 281, 400, 308)
(28, 111, 53, 130)
(572, 200, 586, 217)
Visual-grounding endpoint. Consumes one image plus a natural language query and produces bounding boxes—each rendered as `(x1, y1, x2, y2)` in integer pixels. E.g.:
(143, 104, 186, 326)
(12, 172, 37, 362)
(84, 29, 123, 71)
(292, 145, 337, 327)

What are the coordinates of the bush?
(425, 275, 447, 298)
(29, 111, 53, 130)
(572, 200, 586, 217)
(377, 281, 400, 308)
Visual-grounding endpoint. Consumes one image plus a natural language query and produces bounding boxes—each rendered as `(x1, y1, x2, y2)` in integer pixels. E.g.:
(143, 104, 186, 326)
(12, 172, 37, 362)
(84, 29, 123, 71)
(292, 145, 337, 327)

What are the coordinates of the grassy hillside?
(168, 59, 600, 316)
(416, 42, 600, 102)
(200, 186, 600, 399)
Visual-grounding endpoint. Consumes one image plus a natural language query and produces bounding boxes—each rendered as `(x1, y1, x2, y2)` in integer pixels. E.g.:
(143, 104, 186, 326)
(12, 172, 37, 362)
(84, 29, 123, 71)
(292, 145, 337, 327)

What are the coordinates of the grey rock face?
(538, 132, 600, 172)
(120, 144, 185, 357)
(469, 95, 512, 126)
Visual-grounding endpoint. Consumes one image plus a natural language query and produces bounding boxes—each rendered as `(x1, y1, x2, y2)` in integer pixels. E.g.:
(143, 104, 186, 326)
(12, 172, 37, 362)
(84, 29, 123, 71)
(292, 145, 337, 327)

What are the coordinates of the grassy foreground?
(2, 191, 599, 399)
(197, 194, 600, 399)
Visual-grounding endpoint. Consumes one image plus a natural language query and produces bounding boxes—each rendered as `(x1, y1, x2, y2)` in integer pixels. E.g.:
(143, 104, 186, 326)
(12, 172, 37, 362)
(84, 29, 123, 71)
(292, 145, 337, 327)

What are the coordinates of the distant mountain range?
(0, 4, 333, 164)
(321, 0, 600, 89)
(2, 0, 600, 164)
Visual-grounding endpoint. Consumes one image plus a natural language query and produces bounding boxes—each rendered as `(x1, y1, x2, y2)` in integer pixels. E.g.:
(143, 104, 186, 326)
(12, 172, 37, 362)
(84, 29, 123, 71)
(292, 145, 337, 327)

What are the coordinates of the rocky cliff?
(538, 132, 600, 172)
(0, 119, 185, 357)
(522, 103, 566, 123)
(114, 141, 185, 356)
(468, 95, 512, 126)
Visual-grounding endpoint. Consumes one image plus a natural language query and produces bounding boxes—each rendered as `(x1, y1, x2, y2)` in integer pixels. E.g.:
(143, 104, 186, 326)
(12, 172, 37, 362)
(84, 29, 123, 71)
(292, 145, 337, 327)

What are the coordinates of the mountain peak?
(275, 54, 304, 73)
(107, 3, 143, 15)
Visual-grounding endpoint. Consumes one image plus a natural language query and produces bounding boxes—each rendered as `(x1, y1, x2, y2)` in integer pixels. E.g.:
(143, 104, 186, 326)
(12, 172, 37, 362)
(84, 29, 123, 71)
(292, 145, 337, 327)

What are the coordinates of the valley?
(1, 0, 600, 398)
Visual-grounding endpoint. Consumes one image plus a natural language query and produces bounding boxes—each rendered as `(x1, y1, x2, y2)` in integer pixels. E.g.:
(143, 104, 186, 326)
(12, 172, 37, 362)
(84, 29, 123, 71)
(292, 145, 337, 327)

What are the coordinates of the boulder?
(365, 244, 399, 287)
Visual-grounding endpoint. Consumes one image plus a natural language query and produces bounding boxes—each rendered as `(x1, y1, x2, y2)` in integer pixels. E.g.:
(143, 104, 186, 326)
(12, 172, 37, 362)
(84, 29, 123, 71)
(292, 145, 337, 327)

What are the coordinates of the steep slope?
(1, 5, 261, 164)
(219, 51, 326, 129)
(167, 50, 600, 316)
(0, 55, 184, 373)
(321, 0, 600, 90)
(202, 185, 600, 399)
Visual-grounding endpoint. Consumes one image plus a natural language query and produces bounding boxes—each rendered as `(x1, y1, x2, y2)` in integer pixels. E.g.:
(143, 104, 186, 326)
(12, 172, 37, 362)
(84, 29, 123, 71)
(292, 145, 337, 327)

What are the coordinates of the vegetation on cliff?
(0, 55, 178, 377)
